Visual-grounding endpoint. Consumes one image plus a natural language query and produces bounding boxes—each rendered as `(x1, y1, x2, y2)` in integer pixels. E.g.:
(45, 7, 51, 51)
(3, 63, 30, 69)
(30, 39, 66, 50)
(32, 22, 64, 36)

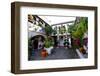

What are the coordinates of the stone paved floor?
(29, 47, 80, 61)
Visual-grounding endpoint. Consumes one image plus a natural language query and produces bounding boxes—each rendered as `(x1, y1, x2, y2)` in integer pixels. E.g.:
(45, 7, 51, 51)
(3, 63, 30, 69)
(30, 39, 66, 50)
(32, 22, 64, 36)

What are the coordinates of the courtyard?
(28, 15, 88, 61)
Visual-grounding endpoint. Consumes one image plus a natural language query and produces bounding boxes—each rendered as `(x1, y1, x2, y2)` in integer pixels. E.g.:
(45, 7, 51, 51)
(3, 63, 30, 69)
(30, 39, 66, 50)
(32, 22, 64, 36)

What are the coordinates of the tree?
(44, 24, 53, 36)
(70, 17, 88, 39)
(68, 17, 88, 48)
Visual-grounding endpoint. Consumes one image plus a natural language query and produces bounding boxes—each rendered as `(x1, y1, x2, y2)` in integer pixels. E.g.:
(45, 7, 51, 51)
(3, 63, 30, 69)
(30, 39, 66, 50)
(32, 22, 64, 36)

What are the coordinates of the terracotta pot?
(41, 50, 48, 58)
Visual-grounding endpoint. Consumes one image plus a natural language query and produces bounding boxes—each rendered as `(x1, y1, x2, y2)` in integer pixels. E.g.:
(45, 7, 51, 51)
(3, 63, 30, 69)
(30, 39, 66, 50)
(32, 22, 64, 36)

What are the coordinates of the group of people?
(63, 37, 71, 48)
(53, 36, 72, 48)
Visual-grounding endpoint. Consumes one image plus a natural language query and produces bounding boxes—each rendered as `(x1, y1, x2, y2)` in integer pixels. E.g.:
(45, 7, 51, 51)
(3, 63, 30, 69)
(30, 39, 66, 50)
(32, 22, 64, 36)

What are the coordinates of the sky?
(39, 15, 76, 25)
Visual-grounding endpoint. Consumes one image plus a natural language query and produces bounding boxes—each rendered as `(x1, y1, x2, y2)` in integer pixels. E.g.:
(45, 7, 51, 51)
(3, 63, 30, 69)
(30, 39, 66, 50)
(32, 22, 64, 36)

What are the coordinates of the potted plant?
(44, 37, 53, 54)
(70, 18, 87, 46)
(41, 49, 48, 58)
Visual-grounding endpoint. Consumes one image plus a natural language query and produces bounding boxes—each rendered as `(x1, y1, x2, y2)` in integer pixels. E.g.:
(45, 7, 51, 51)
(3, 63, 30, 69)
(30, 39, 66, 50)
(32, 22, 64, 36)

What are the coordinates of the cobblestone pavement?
(29, 47, 79, 61)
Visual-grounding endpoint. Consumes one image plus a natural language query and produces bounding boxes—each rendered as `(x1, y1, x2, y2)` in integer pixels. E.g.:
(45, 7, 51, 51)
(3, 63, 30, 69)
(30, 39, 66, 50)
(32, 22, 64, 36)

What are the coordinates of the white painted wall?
(28, 31, 46, 38)
(0, 0, 100, 76)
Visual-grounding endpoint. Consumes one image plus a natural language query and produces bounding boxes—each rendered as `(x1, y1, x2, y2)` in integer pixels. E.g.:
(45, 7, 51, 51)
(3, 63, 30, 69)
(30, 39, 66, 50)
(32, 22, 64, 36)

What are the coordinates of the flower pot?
(45, 46, 53, 55)
(41, 49, 48, 58)
(79, 47, 86, 54)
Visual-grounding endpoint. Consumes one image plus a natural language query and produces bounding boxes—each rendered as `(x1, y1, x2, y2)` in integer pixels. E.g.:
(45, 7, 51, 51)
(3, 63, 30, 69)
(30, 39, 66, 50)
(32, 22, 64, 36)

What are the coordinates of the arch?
(30, 35, 45, 49)
(31, 35, 45, 41)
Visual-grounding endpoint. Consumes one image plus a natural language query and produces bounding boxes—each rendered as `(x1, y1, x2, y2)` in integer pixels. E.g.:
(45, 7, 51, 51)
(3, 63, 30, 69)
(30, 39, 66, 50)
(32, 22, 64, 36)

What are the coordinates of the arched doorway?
(31, 35, 45, 49)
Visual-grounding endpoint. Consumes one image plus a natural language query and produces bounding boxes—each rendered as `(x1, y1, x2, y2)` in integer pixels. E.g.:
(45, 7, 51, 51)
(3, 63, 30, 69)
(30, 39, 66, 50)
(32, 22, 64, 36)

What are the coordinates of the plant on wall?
(51, 26, 57, 36)
(63, 25, 67, 33)
(58, 26, 66, 34)
(52, 29, 57, 35)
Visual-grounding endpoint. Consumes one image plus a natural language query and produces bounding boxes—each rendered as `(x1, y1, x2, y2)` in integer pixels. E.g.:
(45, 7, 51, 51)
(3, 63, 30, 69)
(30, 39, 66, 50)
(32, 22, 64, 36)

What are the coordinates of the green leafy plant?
(59, 26, 66, 34)
(44, 37, 53, 48)
(44, 25, 53, 36)
(69, 17, 88, 38)
(52, 29, 57, 35)
(68, 17, 88, 48)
